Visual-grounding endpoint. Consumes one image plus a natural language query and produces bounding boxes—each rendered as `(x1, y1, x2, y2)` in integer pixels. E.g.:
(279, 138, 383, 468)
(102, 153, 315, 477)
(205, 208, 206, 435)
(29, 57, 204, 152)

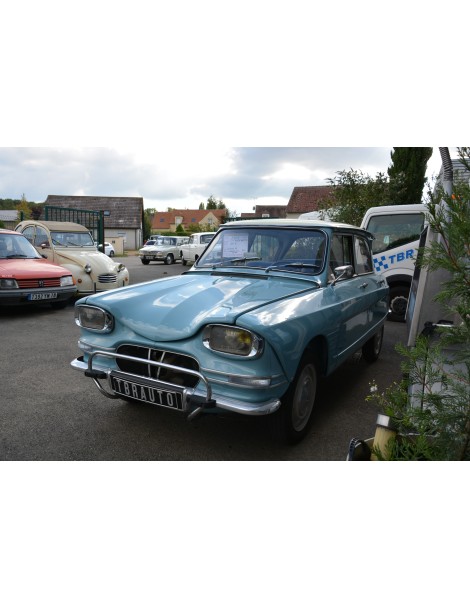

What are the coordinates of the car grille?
(116, 345, 200, 388)
(17, 278, 61, 288)
(98, 273, 117, 283)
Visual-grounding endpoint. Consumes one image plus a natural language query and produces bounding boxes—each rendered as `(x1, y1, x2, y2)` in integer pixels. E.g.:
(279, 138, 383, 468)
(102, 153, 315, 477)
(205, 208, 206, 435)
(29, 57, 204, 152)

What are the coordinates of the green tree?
(368, 147, 470, 460)
(204, 195, 225, 210)
(320, 169, 390, 226)
(143, 208, 156, 240)
(15, 194, 31, 221)
(387, 147, 433, 205)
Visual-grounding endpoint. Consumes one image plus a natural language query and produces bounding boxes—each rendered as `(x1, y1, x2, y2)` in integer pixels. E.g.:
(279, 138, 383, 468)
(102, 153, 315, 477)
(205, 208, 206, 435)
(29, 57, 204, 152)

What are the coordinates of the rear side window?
(354, 236, 373, 274)
(366, 213, 424, 254)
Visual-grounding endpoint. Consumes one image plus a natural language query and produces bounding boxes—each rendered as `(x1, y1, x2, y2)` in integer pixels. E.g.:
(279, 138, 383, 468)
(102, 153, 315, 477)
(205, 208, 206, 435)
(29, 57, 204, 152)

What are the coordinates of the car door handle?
(359, 282, 368, 289)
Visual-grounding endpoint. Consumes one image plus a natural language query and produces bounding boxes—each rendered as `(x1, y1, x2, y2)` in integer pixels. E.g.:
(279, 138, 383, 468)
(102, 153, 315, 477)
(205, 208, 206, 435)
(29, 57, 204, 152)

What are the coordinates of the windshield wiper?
(6, 254, 28, 258)
(265, 262, 321, 272)
(203, 256, 262, 269)
(228, 256, 262, 264)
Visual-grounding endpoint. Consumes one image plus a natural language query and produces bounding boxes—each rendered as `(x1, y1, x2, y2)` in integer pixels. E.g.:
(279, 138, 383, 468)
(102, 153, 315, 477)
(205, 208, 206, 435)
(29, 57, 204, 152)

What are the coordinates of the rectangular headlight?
(202, 325, 263, 357)
(60, 275, 75, 287)
(75, 305, 114, 332)
(0, 278, 19, 289)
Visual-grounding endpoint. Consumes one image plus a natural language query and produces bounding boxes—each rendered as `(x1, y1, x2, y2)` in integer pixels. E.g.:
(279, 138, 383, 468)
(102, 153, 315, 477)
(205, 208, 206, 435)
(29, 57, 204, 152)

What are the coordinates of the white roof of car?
(16, 220, 90, 232)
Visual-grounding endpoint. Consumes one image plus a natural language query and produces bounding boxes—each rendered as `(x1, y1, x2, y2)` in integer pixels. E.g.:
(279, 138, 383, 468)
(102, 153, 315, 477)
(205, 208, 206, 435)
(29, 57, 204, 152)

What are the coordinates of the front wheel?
(164, 254, 174, 265)
(269, 354, 318, 444)
(141, 259, 150, 265)
(362, 326, 384, 363)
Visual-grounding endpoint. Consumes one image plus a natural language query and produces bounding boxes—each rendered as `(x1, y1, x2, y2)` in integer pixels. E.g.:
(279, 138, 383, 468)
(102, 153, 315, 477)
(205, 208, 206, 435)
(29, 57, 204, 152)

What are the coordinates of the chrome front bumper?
(71, 351, 281, 418)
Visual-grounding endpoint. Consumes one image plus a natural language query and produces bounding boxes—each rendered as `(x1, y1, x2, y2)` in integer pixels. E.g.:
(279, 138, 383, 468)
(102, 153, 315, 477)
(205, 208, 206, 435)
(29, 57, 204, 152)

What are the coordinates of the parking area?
(0, 255, 407, 460)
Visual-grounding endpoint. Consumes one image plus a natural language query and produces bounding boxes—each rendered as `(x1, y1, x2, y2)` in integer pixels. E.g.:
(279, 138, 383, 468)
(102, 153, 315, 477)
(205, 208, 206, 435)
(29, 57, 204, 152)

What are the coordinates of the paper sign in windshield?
(222, 234, 249, 258)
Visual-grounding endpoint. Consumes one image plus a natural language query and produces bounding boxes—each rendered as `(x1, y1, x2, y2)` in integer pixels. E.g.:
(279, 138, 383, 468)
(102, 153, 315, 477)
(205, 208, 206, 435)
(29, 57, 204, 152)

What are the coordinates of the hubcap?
(291, 363, 317, 432)
(374, 329, 383, 355)
(390, 295, 407, 316)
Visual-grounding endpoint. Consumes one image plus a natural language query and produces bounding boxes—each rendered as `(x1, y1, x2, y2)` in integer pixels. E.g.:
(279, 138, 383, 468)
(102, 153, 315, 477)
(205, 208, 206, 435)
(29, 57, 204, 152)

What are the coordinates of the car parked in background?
(93, 241, 115, 257)
(102, 242, 115, 257)
(72, 219, 388, 443)
(15, 220, 129, 295)
(180, 232, 216, 266)
(0, 228, 76, 307)
(138, 236, 189, 265)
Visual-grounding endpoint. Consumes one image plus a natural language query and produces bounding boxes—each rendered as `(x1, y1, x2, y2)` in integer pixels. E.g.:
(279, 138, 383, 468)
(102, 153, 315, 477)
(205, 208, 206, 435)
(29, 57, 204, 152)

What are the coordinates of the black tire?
(269, 353, 318, 444)
(388, 286, 409, 322)
(164, 254, 174, 265)
(362, 326, 384, 363)
(109, 251, 114, 257)
(141, 259, 150, 265)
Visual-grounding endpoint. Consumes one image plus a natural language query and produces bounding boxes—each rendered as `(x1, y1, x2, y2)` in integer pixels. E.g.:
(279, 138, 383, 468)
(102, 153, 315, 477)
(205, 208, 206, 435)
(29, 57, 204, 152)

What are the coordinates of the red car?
(0, 229, 77, 307)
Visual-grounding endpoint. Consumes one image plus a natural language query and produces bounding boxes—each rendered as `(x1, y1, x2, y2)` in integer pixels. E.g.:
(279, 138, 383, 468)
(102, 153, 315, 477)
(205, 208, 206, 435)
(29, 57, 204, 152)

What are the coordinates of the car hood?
(140, 246, 171, 253)
(0, 257, 72, 278)
(54, 248, 119, 271)
(82, 271, 318, 341)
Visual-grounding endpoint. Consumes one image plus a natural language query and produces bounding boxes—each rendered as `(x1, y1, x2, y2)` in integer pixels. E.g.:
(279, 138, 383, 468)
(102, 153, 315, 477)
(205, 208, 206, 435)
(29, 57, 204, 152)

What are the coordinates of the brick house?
(45, 195, 144, 250)
(151, 209, 226, 232)
(285, 186, 335, 218)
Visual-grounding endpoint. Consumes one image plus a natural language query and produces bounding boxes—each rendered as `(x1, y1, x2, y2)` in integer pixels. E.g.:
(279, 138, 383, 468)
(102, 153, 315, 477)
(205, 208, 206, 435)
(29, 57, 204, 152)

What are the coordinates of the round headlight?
(84, 264, 92, 274)
(75, 305, 114, 332)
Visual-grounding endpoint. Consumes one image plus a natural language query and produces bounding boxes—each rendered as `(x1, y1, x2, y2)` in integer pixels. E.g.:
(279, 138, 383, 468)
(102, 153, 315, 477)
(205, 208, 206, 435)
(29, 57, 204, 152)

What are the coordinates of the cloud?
(0, 146, 456, 215)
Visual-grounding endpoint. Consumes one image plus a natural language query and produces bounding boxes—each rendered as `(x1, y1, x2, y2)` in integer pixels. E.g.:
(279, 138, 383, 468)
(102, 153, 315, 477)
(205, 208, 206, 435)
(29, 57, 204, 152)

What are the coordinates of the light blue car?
(72, 219, 388, 443)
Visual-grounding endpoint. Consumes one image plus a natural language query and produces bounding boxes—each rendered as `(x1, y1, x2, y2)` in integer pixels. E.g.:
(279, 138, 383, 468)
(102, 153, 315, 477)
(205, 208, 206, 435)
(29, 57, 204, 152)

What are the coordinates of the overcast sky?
(0, 147, 455, 216)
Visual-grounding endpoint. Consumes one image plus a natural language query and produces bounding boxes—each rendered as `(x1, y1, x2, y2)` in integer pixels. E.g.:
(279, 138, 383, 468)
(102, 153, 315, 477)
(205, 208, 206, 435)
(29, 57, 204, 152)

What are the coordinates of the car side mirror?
(331, 264, 354, 285)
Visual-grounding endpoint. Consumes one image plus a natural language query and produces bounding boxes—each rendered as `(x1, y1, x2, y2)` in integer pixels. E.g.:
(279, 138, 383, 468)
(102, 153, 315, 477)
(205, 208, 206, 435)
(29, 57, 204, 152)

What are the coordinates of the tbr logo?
(373, 249, 415, 273)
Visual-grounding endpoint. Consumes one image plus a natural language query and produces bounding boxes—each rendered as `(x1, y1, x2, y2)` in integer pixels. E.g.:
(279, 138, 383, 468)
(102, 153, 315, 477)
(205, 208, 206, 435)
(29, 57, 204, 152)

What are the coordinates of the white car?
(180, 232, 216, 266)
(139, 236, 189, 265)
(94, 242, 115, 256)
(103, 242, 115, 257)
(15, 220, 129, 295)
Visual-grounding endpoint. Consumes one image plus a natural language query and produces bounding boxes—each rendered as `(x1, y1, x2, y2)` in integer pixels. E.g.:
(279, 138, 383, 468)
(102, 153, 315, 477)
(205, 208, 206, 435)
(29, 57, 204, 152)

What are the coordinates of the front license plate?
(110, 375, 184, 410)
(28, 292, 58, 301)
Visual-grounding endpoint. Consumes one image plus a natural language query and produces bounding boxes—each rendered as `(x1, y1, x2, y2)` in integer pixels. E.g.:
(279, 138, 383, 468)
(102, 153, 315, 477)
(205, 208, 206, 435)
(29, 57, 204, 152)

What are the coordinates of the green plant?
(367, 148, 470, 460)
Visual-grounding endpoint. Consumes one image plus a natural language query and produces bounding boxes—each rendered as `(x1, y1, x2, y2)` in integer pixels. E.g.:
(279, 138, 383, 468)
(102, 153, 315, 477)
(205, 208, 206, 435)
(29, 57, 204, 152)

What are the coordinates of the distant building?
(151, 209, 226, 232)
(0, 210, 19, 228)
(45, 195, 144, 250)
(240, 205, 287, 219)
(285, 186, 334, 218)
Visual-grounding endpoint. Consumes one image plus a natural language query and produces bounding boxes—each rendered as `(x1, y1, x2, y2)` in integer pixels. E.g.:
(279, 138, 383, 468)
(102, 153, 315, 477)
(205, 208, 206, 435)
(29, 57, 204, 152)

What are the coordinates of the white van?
(360, 204, 426, 321)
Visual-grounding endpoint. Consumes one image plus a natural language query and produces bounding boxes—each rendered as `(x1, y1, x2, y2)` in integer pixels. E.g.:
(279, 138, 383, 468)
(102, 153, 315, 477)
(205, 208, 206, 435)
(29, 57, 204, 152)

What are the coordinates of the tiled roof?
(151, 209, 226, 230)
(0, 210, 19, 221)
(45, 195, 143, 229)
(286, 186, 335, 214)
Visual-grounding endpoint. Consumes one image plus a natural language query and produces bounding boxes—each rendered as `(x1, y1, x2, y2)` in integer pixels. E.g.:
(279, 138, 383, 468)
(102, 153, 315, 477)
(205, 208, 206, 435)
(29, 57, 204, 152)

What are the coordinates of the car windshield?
(0, 233, 42, 259)
(197, 227, 327, 275)
(51, 231, 94, 247)
(154, 237, 176, 246)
